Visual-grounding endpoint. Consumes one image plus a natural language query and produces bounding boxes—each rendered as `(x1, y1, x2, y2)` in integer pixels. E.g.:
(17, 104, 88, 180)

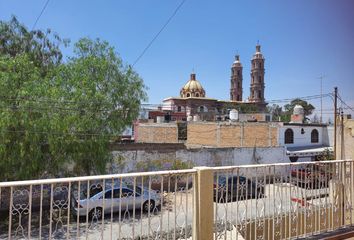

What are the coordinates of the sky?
(1, 0, 354, 120)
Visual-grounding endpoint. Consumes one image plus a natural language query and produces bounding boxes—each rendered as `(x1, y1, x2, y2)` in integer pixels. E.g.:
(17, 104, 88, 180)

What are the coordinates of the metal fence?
(0, 170, 196, 240)
(1, 160, 353, 240)
(213, 160, 354, 240)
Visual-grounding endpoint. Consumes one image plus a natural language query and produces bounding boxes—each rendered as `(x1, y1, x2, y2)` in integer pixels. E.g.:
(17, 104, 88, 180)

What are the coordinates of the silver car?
(71, 185, 161, 219)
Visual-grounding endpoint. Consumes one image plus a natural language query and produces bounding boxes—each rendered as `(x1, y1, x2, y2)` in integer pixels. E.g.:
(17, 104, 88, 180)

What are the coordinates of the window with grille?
(311, 129, 319, 143)
(285, 128, 294, 144)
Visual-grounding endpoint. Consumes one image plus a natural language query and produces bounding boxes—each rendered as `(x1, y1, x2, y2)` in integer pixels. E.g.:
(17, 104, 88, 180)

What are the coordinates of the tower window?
(285, 129, 294, 144)
(237, 70, 240, 76)
(258, 90, 262, 99)
(186, 93, 191, 97)
(237, 82, 240, 89)
(311, 129, 319, 143)
(195, 93, 200, 97)
(258, 76, 262, 83)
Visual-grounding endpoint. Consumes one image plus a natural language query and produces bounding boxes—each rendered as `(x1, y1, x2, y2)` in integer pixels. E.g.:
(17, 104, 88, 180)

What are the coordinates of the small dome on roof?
(180, 73, 206, 98)
(293, 105, 304, 115)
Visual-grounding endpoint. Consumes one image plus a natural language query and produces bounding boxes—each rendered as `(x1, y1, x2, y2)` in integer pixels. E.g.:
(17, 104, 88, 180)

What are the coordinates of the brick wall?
(187, 122, 217, 146)
(136, 123, 178, 143)
(187, 122, 279, 148)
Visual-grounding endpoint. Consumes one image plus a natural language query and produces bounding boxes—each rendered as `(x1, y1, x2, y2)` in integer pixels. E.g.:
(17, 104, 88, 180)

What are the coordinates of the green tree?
(284, 98, 315, 116)
(0, 17, 147, 180)
(0, 16, 68, 75)
(54, 38, 147, 176)
(266, 104, 283, 121)
(0, 54, 54, 180)
(283, 98, 315, 123)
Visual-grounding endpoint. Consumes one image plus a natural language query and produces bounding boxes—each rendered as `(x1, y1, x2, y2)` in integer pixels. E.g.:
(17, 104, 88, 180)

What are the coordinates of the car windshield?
(217, 176, 246, 185)
(217, 176, 227, 185)
(74, 180, 149, 199)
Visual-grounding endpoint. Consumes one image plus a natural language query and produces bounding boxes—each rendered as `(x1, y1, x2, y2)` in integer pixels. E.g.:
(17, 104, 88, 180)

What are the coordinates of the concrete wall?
(323, 126, 333, 147)
(238, 113, 272, 122)
(187, 122, 279, 148)
(109, 146, 287, 177)
(337, 118, 354, 160)
(279, 125, 326, 147)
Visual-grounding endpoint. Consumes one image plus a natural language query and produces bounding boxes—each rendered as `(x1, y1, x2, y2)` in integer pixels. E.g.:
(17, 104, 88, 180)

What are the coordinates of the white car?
(71, 184, 161, 219)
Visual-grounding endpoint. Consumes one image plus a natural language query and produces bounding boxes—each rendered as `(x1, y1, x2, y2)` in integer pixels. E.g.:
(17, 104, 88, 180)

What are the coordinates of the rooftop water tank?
(229, 109, 239, 121)
(156, 116, 164, 123)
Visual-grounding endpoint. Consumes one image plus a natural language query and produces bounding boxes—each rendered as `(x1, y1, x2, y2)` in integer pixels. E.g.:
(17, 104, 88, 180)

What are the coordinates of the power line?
(132, 0, 187, 67)
(337, 94, 354, 112)
(32, 0, 51, 30)
(0, 93, 334, 114)
(267, 93, 332, 104)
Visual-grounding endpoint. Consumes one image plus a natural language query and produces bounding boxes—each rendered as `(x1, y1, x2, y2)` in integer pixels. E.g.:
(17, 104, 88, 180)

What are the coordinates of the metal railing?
(0, 160, 353, 240)
(0, 170, 196, 239)
(213, 160, 354, 240)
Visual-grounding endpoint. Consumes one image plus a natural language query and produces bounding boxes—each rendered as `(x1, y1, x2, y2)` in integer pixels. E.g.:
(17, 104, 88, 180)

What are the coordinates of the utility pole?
(340, 108, 345, 160)
(334, 87, 338, 159)
(340, 108, 344, 160)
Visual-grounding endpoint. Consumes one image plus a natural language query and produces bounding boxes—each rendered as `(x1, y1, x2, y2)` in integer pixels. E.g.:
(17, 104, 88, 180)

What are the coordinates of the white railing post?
(193, 166, 214, 240)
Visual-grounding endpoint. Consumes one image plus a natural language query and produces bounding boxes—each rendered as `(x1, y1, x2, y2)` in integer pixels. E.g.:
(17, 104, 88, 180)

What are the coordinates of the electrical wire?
(32, 0, 50, 30)
(132, 0, 187, 67)
(337, 93, 354, 112)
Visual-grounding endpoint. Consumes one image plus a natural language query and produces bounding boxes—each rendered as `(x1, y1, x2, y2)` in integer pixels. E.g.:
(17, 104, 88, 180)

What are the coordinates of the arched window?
(177, 106, 182, 112)
(285, 129, 294, 144)
(258, 90, 262, 99)
(195, 93, 200, 97)
(258, 76, 262, 83)
(186, 93, 190, 97)
(311, 129, 319, 143)
(199, 106, 204, 112)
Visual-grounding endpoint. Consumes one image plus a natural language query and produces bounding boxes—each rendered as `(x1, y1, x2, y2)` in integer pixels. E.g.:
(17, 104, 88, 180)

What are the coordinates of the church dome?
(180, 73, 206, 98)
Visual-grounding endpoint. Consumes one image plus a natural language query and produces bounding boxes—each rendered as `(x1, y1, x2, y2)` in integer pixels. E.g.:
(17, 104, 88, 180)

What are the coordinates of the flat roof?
(286, 145, 333, 157)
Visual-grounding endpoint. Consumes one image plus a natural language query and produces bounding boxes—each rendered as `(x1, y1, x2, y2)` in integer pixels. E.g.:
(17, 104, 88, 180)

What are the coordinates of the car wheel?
(90, 207, 103, 219)
(143, 200, 155, 213)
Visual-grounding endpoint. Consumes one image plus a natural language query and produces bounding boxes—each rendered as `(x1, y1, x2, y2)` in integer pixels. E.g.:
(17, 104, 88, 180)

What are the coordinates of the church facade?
(150, 44, 268, 122)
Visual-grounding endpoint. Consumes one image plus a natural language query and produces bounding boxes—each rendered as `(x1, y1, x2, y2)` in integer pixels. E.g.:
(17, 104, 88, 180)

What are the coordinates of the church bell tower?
(230, 55, 243, 101)
(249, 44, 265, 103)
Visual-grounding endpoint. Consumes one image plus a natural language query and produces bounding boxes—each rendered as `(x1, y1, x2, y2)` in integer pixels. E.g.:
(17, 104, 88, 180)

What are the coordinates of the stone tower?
(249, 44, 265, 103)
(230, 55, 243, 101)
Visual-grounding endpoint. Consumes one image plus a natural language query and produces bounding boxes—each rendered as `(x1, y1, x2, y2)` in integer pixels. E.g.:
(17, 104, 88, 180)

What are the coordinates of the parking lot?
(0, 180, 333, 239)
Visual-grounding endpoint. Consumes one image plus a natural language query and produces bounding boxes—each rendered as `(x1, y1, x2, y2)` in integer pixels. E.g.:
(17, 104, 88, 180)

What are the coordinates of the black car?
(213, 175, 265, 202)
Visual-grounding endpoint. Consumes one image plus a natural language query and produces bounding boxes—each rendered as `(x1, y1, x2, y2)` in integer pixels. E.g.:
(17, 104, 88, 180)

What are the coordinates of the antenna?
(317, 74, 326, 123)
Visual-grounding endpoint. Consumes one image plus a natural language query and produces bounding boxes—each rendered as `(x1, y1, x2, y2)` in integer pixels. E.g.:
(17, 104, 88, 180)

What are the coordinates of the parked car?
(71, 184, 161, 219)
(213, 175, 265, 203)
(291, 163, 333, 189)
